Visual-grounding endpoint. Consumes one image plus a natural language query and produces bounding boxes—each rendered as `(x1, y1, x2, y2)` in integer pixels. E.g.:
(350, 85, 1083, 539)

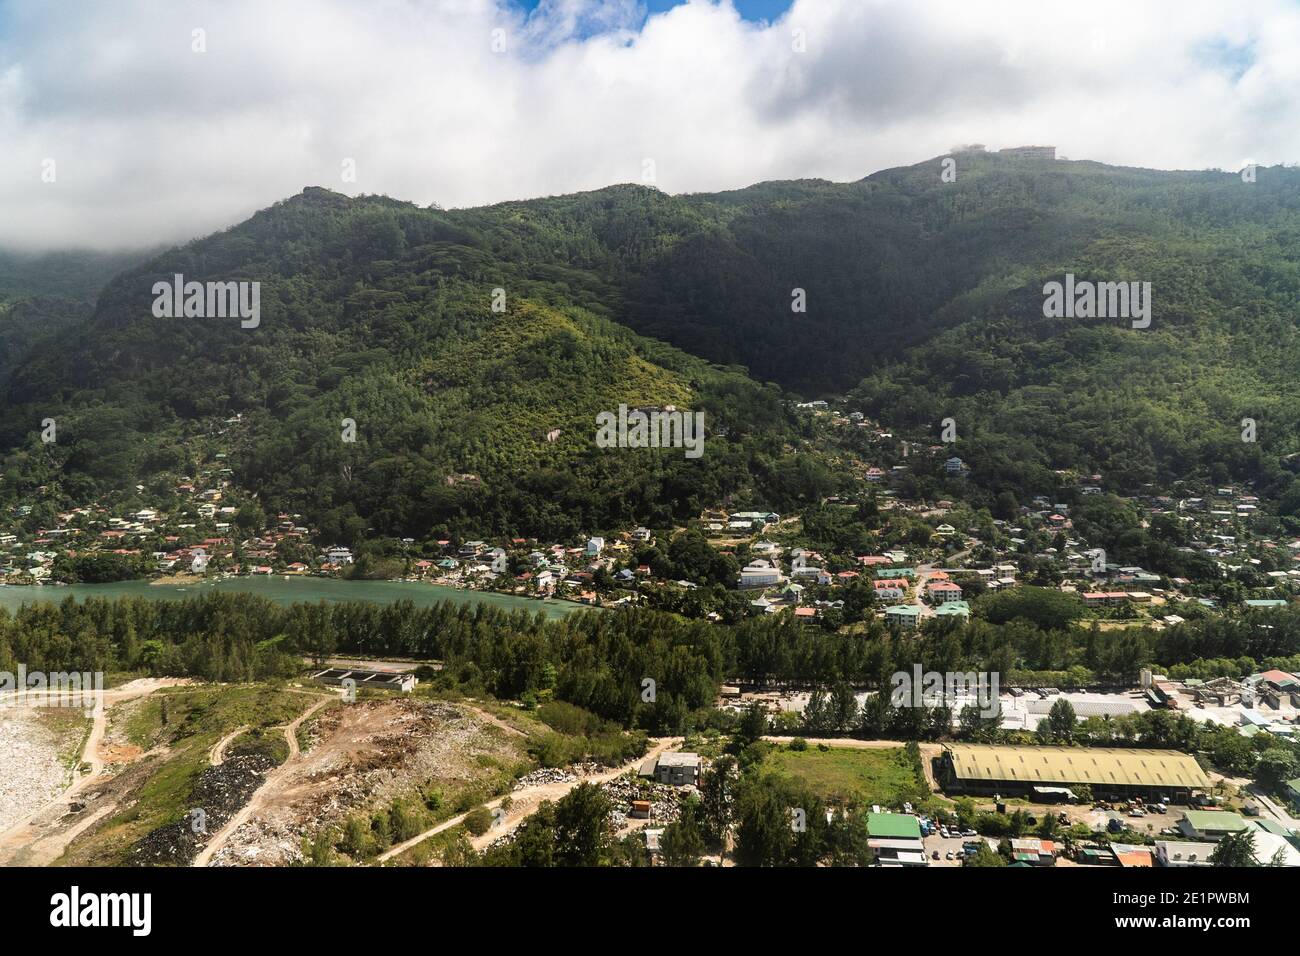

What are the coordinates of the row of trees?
(7, 591, 1300, 735)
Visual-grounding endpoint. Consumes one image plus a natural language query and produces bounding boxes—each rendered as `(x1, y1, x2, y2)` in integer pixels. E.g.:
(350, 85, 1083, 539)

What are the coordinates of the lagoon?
(0, 577, 587, 620)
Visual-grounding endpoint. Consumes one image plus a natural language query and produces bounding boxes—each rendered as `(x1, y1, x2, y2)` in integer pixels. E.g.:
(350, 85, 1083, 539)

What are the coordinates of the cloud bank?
(0, 0, 1297, 250)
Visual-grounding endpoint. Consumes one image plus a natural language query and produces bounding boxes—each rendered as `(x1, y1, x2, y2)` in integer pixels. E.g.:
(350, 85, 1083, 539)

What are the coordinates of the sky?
(0, 0, 1297, 251)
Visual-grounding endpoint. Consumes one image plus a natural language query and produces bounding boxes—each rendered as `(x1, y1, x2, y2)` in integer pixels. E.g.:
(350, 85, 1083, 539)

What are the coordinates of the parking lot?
(922, 832, 983, 866)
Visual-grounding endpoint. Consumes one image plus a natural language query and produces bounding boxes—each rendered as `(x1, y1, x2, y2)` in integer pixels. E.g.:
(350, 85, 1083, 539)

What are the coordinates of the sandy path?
(193, 696, 333, 867)
(378, 736, 681, 864)
(209, 725, 249, 766)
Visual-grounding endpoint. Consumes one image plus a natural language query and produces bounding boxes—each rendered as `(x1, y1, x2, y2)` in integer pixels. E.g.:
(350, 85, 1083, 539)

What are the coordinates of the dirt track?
(193, 696, 333, 867)
(378, 736, 681, 863)
(209, 725, 249, 767)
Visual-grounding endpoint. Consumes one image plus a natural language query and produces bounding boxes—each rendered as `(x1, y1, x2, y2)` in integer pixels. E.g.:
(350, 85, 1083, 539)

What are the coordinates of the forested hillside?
(0, 249, 150, 385)
(0, 188, 824, 539)
(4, 151, 1300, 536)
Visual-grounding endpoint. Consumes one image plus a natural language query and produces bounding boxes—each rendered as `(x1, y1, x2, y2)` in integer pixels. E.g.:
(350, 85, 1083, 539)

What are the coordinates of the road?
(377, 736, 681, 864)
(192, 695, 333, 867)
(1247, 786, 1300, 832)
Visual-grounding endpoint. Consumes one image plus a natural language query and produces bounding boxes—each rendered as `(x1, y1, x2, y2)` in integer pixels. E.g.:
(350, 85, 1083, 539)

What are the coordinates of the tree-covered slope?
(448, 152, 1300, 505)
(5, 152, 1300, 536)
(0, 187, 821, 539)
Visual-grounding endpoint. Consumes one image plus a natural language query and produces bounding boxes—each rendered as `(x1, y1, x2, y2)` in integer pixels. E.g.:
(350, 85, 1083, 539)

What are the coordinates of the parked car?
(945, 850, 955, 860)
(932, 850, 940, 860)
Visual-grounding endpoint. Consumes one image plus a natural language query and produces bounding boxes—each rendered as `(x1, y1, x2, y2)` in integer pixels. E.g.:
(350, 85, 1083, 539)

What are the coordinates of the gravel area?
(0, 709, 77, 832)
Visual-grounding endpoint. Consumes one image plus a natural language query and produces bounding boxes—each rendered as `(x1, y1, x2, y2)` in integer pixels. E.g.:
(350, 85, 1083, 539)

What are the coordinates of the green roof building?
(1179, 810, 1248, 842)
(935, 600, 971, 619)
(867, 812, 922, 840)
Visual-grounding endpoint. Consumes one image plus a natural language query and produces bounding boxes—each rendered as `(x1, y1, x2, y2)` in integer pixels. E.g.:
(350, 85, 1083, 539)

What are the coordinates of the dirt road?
(378, 736, 681, 864)
(192, 696, 333, 867)
(209, 725, 248, 766)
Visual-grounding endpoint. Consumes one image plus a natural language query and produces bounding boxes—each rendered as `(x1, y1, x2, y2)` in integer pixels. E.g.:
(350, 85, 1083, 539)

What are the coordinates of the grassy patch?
(229, 727, 290, 764)
(760, 745, 930, 809)
(34, 708, 93, 775)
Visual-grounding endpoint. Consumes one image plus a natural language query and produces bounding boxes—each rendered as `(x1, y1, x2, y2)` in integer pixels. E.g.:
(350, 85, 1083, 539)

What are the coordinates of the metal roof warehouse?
(940, 744, 1210, 802)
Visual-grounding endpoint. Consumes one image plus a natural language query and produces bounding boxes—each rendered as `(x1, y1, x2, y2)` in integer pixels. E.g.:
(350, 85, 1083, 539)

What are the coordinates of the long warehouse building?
(940, 744, 1211, 803)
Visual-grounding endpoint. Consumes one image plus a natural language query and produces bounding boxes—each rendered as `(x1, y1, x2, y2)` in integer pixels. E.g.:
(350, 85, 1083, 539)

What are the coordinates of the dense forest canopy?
(3, 152, 1300, 534)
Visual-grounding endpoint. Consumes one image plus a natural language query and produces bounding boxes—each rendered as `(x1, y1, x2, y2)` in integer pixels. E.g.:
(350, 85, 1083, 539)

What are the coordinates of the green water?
(0, 576, 586, 620)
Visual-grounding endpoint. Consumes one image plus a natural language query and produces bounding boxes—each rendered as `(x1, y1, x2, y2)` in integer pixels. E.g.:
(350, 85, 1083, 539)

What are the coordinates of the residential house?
(885, 605, 922, 630)
(926, 581, 962, 604)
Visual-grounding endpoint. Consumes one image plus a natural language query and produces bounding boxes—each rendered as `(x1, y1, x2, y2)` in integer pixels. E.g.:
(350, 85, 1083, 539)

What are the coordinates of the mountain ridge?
(4, 151, 1300, 536)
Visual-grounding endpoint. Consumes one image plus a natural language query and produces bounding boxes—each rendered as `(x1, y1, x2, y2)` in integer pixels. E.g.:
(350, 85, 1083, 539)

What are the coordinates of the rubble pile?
(129, 752, 276, 865)
(599, 774, 687, 826)
(512, 762, 601, 790)
(213, 699, 524, 866)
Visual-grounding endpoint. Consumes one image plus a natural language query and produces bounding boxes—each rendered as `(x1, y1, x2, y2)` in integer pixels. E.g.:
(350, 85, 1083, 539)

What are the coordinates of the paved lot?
(922, 832, 981, 866)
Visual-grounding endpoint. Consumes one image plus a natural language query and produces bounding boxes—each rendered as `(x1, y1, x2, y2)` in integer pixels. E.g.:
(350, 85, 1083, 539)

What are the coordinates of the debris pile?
(211, 699, 524, 866)
(129, 752, 275, 865)
(0, 710, 73, 832)
(599, 774, 687, 827)
(512, 762, 601, 790)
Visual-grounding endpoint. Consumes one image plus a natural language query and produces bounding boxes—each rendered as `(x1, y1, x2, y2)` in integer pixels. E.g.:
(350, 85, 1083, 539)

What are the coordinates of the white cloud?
(0, 0, 1297, 250)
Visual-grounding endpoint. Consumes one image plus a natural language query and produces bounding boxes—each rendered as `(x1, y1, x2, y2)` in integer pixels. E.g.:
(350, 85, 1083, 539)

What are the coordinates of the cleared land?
(207, 696, 535, 866)
(0, 707, 90, 833)
(47, 683, 322, 866)
(760, 745, 931, 807)
(0, 678, 190, 866)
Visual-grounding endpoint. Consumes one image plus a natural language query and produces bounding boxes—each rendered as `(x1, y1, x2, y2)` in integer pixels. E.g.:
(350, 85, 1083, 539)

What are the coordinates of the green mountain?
(0, 248, 152, 384)
(5, 151, 1300, 537)
(0, 188, 822, 540)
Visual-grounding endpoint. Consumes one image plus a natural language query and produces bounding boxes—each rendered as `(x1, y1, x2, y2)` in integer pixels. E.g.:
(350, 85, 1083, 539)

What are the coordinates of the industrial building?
(311, 667, 415, 693)
(940, 744, 1210, 802)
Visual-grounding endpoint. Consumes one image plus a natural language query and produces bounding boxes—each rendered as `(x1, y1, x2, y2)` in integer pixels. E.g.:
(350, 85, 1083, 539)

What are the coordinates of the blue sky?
(513, 0, 794, 26)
